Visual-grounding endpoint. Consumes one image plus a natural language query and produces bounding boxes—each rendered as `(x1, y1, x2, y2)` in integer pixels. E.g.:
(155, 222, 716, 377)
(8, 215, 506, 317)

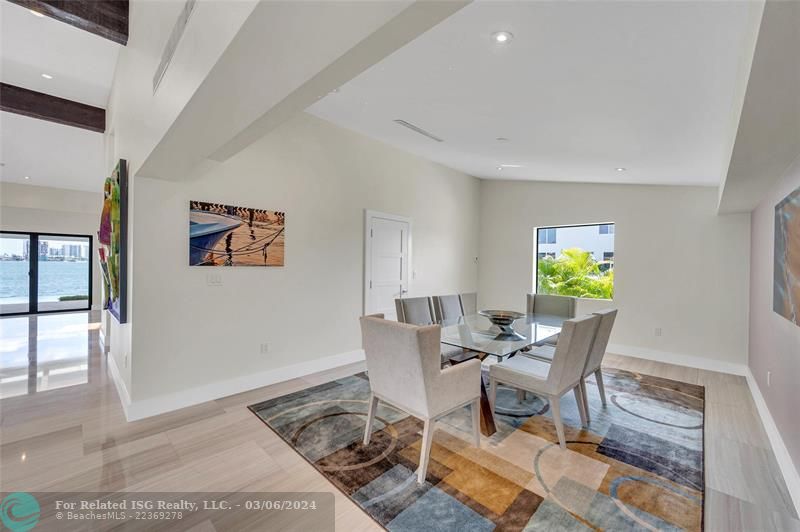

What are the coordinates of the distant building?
(536, 224, 615, 263)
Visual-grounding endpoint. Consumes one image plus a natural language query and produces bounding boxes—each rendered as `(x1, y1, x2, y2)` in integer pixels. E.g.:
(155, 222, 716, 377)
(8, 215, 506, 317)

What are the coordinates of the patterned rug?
(249, 367, 704, 531)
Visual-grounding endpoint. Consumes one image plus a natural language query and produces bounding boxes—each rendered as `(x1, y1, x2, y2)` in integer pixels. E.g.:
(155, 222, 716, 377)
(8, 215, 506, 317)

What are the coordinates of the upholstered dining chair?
(396, 297, 469, 364)
(395, 296, 435, 325)
(526, 293, 577, 346)
(527, 309, 617, 423)
(360, 314, 482, 484)
(459, 292, 478, 315)
(432, 294, 464, 322)
(489, 314, 601, 449)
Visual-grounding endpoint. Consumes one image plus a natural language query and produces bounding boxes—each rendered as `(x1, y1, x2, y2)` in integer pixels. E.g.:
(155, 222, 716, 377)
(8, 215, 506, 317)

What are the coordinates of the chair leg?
(489, 377, 497, 412)
(579, 377, 591, 424)
(595, 369, 607, 406)
(573, 386, 587, 427)
(516, 389, 526, 403)
(550, 396, 566, 450)
(417, 419, 435, 484)
(471, 399, 481, 448)
(363, 393, 379, 445)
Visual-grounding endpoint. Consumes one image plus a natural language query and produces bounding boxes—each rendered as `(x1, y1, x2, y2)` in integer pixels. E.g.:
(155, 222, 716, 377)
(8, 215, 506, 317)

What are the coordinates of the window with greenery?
(535, 223, 615, 300)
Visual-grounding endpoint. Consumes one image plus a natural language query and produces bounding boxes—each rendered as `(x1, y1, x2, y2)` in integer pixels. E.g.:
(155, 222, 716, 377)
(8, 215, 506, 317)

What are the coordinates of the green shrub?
(58, 295, 89, 301)
(537, 247, 614, 300)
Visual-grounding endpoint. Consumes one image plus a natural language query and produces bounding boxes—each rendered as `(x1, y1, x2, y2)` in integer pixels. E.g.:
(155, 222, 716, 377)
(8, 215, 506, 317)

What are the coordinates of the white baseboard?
(744, 368, 800, 516)
(606, 343, 748, 375)
(120, 349, 366, 422)
(106, 352, 132, 420)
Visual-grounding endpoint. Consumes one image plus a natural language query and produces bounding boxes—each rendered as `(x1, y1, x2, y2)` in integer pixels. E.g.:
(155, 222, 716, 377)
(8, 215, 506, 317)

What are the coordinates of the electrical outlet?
(767, 371, 771, 387)
(260, 343, 269, 354)
(654, 327, 662, 337)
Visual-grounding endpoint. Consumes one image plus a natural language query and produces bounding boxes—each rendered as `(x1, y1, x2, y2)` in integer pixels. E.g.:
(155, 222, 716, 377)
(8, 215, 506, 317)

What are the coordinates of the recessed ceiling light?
(29, 9, 44, 17)
(497, 166, 503, 171)
(491, 31, 513, 44)
(500, 164, 523, 168)
(41, 73, 53, 79)
(24, 176, 30, 180)
(615, 167, 626, 172)
(496, 137, 509, 142)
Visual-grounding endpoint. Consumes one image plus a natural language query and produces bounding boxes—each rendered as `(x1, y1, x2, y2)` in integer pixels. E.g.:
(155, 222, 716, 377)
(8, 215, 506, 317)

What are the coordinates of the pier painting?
(774, 186, 800, 326)
(189, 201, 285, 267)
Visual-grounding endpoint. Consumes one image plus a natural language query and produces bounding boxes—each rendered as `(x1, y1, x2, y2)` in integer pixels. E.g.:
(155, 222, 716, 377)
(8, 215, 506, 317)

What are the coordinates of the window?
(534, 224, 615, 300)
(538, 228, 556, 244)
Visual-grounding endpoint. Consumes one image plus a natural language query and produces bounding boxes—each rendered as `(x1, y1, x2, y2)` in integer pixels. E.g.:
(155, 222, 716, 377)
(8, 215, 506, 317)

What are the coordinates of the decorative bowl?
(478, 310, 525, 327)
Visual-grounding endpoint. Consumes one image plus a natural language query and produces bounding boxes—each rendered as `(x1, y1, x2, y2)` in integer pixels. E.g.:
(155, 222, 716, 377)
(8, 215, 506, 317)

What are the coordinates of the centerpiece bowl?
(478, 310, 526, 339)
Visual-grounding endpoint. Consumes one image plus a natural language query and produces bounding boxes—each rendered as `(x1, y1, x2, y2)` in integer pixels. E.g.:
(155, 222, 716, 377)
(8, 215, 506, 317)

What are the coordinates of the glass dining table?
(438, 312, 565, 436)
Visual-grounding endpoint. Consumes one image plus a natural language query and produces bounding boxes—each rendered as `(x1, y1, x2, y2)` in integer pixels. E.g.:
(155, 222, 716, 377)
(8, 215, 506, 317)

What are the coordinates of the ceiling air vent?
(153, 0, 197, 94)
(393, 119, 444, 142)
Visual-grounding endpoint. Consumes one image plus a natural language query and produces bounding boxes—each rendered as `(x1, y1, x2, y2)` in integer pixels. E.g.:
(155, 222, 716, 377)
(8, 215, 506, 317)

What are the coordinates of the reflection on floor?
(0, 311, 797, 531)
(0, 312, 96, 398)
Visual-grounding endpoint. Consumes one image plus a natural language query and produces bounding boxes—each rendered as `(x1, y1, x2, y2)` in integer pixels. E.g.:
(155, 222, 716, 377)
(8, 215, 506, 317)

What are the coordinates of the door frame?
(0, 230, 94, 317)
(363, 210, 412, 315)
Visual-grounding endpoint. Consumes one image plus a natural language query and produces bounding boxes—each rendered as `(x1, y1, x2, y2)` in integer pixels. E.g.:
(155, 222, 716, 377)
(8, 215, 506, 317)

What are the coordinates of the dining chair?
(396, 297, 469, 364)
(526, 293, 576, 346)
(432, 294, 464, 322)
(488, 314, 601, 449)
(459, 292, 478, 315)
(527, 309, 617, 423)
(395, 296, 436, 325)
(360, 314, 482, 484)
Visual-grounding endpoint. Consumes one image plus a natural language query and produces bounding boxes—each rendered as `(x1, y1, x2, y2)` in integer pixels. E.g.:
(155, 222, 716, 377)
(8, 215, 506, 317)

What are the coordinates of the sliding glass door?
(0, 232, 92, 316)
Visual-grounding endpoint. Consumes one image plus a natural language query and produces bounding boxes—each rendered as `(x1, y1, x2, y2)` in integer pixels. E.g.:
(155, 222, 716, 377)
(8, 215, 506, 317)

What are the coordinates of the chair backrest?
(459, 292, 477, 315)
(395, 297, 435, 325)
(432, 294, 464, 322)
(584, 309, 618, 375)
(526, 293, 577, 318)
(360, 314, 441, 417)
(546, 314, 601, 393)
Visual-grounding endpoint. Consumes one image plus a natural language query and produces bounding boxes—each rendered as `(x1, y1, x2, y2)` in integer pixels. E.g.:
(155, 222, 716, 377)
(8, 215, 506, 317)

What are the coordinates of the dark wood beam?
(0, 83, 105, 133)
(7, 0, 129, 45)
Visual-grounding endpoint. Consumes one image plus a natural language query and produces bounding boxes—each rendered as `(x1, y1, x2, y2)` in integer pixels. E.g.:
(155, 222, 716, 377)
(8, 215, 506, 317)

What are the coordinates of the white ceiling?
(308, 1, 758, 186)
(0, 1, 121, 107)
(0, 1, 119, 192)
(0, 111, 106, 191)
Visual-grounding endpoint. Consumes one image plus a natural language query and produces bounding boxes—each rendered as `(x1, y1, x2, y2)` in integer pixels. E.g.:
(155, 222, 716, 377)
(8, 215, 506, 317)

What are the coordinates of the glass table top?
(439, 313, 564, 359)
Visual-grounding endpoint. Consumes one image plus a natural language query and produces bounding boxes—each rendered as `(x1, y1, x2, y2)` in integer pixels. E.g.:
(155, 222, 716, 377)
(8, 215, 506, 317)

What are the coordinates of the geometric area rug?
(249, 368, 705, 531)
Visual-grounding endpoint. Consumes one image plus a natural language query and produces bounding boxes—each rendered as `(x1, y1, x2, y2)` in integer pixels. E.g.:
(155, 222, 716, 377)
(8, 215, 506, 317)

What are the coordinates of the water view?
(0, 261, 89, 303)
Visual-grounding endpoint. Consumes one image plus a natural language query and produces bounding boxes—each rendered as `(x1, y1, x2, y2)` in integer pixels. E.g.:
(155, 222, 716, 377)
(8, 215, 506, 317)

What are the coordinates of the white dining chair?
(489, 314, 601, 449)
(459, 292, 478, 315)
(360, 314, 482, 484)
(432, 294, 464, 322)
(396, 296, 470, 364)
(527, 309, 617, 423)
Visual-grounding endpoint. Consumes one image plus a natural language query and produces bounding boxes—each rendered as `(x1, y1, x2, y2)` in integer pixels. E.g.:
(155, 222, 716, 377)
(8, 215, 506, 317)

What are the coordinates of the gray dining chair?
(459, 292, 478, 315)
(432, 294, 464, 322)
(360, 314, 481, 484)
(527, 309, 618, 424)
(396, 297, 469, 364)
(526, 294, 577, 347)
(489, 314, 601, 449)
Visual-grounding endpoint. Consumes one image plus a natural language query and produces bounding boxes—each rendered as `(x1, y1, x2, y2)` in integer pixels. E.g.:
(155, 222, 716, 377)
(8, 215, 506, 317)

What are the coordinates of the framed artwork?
(98, 160, 128, 323)
(189, 201, 285, 266)
(774, 185, 800, 326)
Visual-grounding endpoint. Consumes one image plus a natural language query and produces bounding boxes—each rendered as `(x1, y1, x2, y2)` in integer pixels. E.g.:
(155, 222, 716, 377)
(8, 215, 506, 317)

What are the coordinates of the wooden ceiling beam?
(0, 83, 105, 133)
(7, 0, 129, 45)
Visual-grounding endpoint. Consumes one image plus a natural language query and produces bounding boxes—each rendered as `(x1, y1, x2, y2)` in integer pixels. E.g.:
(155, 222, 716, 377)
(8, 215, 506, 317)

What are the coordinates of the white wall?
(127, 112, 479, 403)
(479, 180, 750, 368)
(0, 182, 102, 309)
(749, 155, 800, 474)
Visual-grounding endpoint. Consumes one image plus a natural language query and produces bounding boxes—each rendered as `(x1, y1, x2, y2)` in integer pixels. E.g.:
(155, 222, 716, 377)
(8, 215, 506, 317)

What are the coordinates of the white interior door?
(365, 212, 410, 320)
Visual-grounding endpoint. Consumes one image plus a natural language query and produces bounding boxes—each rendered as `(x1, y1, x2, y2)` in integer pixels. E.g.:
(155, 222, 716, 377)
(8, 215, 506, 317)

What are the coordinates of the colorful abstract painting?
(775, 186, 800, 326)
(189, 201, 285, 266)
(97, 160, 128, 323)
(250, 368, 705, 531)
